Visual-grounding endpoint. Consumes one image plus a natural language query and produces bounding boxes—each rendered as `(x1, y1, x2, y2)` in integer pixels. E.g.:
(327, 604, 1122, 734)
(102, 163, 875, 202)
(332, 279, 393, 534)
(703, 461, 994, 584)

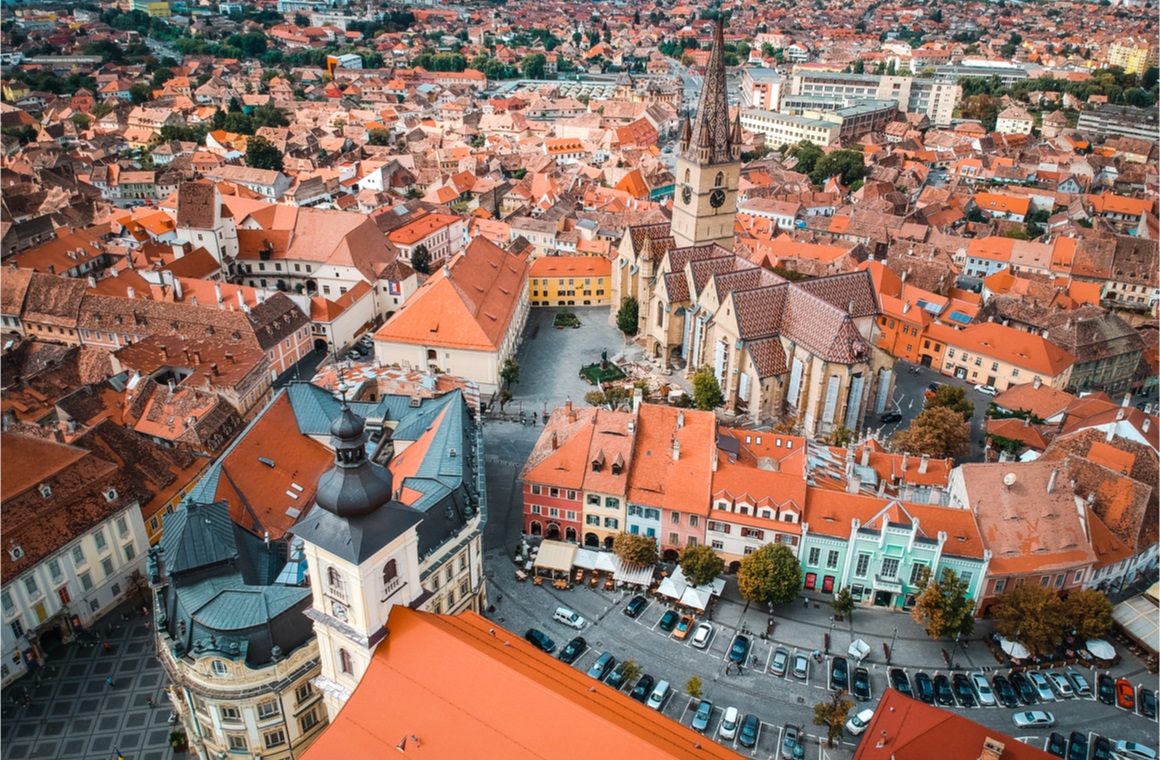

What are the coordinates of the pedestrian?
(103, 641, 111, 654)
(146, 696, 154, 709)
(144, 620, 150, 632)
(23, 695, 32, 706)
(105, 677, 114, 688)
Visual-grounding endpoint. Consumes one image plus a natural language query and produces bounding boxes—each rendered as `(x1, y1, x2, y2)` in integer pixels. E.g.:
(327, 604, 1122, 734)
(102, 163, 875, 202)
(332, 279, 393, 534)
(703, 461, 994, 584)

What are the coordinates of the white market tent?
(656, 566, 725, 608)
(614, 557, 654, 586)
(533, 540, 577, 576)
(1111, 584, 1159, 656)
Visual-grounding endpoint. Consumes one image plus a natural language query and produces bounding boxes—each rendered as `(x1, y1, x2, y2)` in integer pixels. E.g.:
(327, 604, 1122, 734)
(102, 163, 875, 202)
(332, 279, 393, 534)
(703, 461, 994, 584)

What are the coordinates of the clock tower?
(670, 19, 742, 251)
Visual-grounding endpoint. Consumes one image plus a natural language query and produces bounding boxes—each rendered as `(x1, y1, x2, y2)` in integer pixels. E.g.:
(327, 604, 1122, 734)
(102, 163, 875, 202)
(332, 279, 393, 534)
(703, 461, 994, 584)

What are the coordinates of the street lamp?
(889, 626, 898, 663)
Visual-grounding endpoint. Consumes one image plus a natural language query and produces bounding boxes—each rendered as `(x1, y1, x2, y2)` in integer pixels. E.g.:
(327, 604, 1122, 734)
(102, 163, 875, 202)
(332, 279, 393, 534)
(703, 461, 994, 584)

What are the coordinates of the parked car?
(992, 675, 1018, 708)
(831, 656, 849, 691)
(587, 652, 615, 681)
(559, 636, 587, 664)
(738, 714, 759, 748)
(525, 628, 556, 653)
(629, 674, 654, 703)
(1140, 687, 1157, 719)
(889, 668, 911, 697)
(970, 672, 996, 706)
(1009, 671, 1038, 705)
(1112, 741, 1158, 760)
(606, 660, 633, 690)
(718, 706, 739, 740)
(914, 671, 935, 704)
(1045, 732, 1066, 758)
(952, 673, 977, 707)
(1065, 669, 1092, 698)
(553, 607, 585, 630)
(925, 382, 942, 398)
(692, 699, 713, 733)
(658, 610, 679, 632)
(771, 647, 790, 677)
(975, 384, 998, 396)
(1091, 736, 1113, 760)
(646, 680, 670, 710)
(933, 674, 956, 706)
(729, 635, 751, 664)
(1028, 671, 1056, 702)
(624, 595, 648, 618)
(1013, 711, 1056, 728)
(673, 616, 695, 640)
(1068, 731, 1088, 760)
(853, 667, 872, 702)
(846, 707, 874, 736)
(1046, 671, 1075, 699)
(691, 622, 713, 649)
(792, 652, 810, 680)
(1097, 674, 1117, 705)
(1116, 678, 1136, 710)
(781, 724, 803, 759)
(880, 410, 903, 424)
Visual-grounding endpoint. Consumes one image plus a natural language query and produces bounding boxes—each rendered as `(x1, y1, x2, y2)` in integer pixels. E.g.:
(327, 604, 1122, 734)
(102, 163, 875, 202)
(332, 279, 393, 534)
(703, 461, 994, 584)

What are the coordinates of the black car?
(1067, 731, 1087, 760)
(1091, 735, 1113, 760)
(953, 673, 977, 707)
(606, 661, 633, 690)
(1097, 673, 1116, 705)
(880, 410, 903, 424)
(1140, 687, 1157, 719)
(852, 667, 872, 702)
(525, 628, 556, 654)
(992, 674, 1018, 708)
(659, 610, 679, 632)
(831, 656, 849, 691)
(914, 671, 935, 704)
(624, 595, 648, 618)
(1009, 671, 1038, 705)
(739, 713, 759, 748)
(1046, 733, 1067, 758)
(559, 636, 587, 664)
(933, 674, 956, 706)
(889, 668, 912, 697)
(630, 674, 655, 703)
(729, 635, 751, 665)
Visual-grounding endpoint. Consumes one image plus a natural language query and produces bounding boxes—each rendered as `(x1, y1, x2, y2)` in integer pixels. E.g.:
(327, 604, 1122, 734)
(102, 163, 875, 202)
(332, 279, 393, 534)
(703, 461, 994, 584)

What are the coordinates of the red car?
(1115, 678, 1135, 710)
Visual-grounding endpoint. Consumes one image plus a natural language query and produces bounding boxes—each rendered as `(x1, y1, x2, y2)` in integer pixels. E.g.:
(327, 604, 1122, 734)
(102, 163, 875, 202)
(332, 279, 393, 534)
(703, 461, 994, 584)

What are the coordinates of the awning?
(1086, 638, 1118, 660)
(595, 553, 618, 573)
(874, 576, 904, 594)
(680, 586, 712, 610)
(573, 548, 600, 570)
(614, 557, 654, 586)
(533, 540, 577, 574)
(656, 577, 682, 600)
(1112, 593, 1159, 655)
(999, 638, 1030, 660)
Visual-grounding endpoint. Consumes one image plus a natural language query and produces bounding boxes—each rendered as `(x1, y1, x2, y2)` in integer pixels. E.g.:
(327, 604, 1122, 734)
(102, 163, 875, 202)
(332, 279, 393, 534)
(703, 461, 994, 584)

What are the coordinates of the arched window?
(427, 349, 437, 362)
(339, 648, 353, 675)
(327, 567, 344, 595)
(683, 168, 690, 184)
(715, 172, 724, 188)
(383, 559, 398, 587)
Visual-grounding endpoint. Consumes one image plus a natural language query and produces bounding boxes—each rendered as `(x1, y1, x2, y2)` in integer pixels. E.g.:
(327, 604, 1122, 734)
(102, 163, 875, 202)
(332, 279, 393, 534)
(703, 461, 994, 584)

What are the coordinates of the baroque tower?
(670, 19, 743, 250)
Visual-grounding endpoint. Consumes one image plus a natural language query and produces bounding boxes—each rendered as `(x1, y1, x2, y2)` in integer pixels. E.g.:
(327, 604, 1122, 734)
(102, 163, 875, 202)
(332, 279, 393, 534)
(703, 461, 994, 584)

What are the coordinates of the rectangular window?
(587, 494, 600, 505)
(566, 511, 577, 521)
(549, 488, 559, 498)
(947, 348, 955, 358)
(826, 550, 840, 570)
(603, 518, 618, 529)
(93, 530, 107, 552)
(299, 708, 320, 733)
(586, 515, 599, 525)
(670, 512, 680, 524)
(711, 540, 724, 550)
(0, 592, 12, 615)
(959, 570, 973, 587)
(257, 699, 280, 719)
(741, 527, 764, 540)
(116, 516, 129, 538)
(880, 558, 899, 579)
(566, 490, 577, 500)
(855, 553, 870, 577)
(807, 547, 821, 566)
(124, 543, 136, 561)
(531, 485, 541, 495)
(909, 563, 927, 586)
(604, 497, 618, 509)
(101, 558, 114, 577)
(707, 520, 730, 534)
(71, 545, 86, 566)
(23, 577, 39, 598)
(991, 361, 999, 372)
(994, 579, 1005, 594)
(1073, 569, 1083, 584)
(79, 572, 93, 592)
(263, 729, 286, 749)
(668, 532, 680, 546)
(227, 735, 247, 751)
(47, 559, 62, 583)
(1054, 574, 1065, 588)
(688, 515, 698, 528)
(531, 505, 541, 515)
(221, 704, 241, 721)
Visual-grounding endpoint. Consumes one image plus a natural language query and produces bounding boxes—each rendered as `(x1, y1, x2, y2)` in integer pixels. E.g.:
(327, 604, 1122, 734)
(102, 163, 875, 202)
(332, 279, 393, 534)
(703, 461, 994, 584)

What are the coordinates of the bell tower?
(670, 19, 742, 251)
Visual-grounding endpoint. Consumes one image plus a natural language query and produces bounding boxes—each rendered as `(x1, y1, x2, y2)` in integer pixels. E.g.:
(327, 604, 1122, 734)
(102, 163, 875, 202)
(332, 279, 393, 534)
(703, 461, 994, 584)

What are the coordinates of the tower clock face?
(681, 185, 693, 205)
(709, 188, 726, 208)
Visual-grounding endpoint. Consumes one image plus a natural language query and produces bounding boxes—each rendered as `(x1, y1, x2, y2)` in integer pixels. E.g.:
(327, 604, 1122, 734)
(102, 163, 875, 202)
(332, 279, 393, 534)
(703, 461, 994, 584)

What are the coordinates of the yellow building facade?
(528, 256, 612, 307)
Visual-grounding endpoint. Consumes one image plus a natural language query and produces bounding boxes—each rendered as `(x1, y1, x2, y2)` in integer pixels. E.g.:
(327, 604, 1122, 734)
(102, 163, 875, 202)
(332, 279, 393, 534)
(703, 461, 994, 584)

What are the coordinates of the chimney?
(225, 352, 234, 363)
(167, 379, 176, 393)
(902, 301, 911, 314)
(981, 738, 1005, 760)
(632, 386, 643, 414)
(846, 473, 862, 494)
(1106, 424, 1115, 443)
(565, 399, 576, 423)
(901, 452, 909, 474)
(861, 445, 870, 467)
(919, 454, 930, 474)
(210, 363, 219, 376)
(672, 437, 681, 462)
(1047, 467, 1058, 494)
(191, 350, 201, 364)
(160, 346, 168, 360)
(127, 286, 135, 300)
(237, 289, 245, 309)
(845, 446, 855, 476)
(87, 275, 97, 288)
(1033, 376, 1042, 390)
(550, 431, 558, 450)
(1144, 418, 1151, 434)
(215, 283, 224, 307)
(173, 276, 183, 300)
(677, 410, 684, 429)
(190, 294, 198, 306)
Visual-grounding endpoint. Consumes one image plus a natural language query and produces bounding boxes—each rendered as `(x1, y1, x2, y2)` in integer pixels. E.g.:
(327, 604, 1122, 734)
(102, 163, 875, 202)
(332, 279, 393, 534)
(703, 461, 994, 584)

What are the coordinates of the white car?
(1114, 741, 1158, 760)
(1045, 671, 1074, 699)
(975, 384, 998, 396)
(718, 706, 740, 740)
(552, 607, 585, 630)
(646, 680, 670, 711)
(691, 622, 713, 649)
(1027, 671, 1055, 702)
(970, 673, 997, 706)
(1012, 710, 1055, 728)
(845, 708, 874, 736)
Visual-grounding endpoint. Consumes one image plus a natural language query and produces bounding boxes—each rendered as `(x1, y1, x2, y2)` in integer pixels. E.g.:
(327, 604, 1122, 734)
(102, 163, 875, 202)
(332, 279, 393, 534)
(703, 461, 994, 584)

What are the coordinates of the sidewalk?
(0, 600, 173, 760)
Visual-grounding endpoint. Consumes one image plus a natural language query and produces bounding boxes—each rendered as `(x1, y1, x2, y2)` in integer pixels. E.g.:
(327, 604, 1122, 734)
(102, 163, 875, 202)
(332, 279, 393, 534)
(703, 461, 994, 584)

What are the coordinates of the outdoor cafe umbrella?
(999, 637, 1030, 660)
(1086, 639, 1116, 660)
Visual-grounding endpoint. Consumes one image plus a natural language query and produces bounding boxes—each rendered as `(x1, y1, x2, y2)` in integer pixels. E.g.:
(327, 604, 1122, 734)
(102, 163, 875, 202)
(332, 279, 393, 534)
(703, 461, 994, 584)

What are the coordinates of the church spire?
(683, 17, 733, 165)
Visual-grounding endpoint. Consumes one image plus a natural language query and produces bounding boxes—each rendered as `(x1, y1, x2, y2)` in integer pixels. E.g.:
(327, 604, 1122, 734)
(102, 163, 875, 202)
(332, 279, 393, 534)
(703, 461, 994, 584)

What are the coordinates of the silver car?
(971, 672, 997, 706)
(1012, 710, 1055, 728)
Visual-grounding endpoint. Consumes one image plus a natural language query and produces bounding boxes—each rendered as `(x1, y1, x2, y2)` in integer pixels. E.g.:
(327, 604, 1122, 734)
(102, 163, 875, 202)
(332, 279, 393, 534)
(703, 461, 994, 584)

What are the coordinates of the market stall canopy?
(533, 540, 577, 574)
(1111, 587, 1158, 655)
(656, 577, 682, 600)
(613, 557, 654, 586)
(680, 586, 712, 610)
(573, 548, 599, 570)
(999, 638, 1030, 660)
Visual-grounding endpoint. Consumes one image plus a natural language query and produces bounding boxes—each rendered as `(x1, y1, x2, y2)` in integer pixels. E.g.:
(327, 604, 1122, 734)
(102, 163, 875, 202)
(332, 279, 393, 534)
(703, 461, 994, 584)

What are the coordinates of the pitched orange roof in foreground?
(302, 608, 740, 760)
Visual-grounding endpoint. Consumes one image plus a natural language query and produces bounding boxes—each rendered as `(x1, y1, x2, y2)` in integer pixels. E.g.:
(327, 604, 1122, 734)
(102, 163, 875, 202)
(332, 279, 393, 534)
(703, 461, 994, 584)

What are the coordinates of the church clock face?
(709, 188, 726, 208)
(331, 601, 348, 621)
(681, 185, 693, 205)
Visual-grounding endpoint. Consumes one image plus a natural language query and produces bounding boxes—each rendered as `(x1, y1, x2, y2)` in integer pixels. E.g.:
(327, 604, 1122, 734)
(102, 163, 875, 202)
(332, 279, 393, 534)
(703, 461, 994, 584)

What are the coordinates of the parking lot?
(485, 553, 1160, 759)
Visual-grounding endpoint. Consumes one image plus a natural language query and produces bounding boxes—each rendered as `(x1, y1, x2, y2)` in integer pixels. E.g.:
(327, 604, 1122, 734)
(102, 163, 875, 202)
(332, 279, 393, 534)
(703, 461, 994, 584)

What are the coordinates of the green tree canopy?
(367, 128, 392, 146)
(910, 568, 975, 639)
(813, 692, 854, 747)
(787, 140, 824, 175)
(411, 244, 431, 275)
(679, 545, 724, 586)
(891, 406, 971, 459)
(616, 296, 639, 335)
(521, 53, 547, 79)
(612, 532, 659, 566)
(500, 357, 521, 389)
(809, 149, 865, 188)
(1063, 588, 1113, 640)
(692, 367, 724, 411)
(151, 67, 174, 89)
(991, 583, 1066, 655)
(244, 135, 283, 171)
(926, 385, 975, 422)
(737, 543, 802, 607)
(129, 82, 154, 104)
(830, 587, 856, 619)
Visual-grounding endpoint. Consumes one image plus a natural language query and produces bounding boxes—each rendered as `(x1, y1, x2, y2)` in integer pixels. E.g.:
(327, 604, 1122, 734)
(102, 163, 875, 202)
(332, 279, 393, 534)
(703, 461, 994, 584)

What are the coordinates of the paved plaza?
(1, 601, 173, 760)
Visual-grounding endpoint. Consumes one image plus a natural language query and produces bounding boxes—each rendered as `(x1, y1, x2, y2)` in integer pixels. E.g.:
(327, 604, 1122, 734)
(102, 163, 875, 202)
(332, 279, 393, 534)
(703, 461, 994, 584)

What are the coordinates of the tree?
(926, 385, 974, 422)
(521, 53, 547, 79)
(367, 128, 392, 146)
(294, 12, 309, 26)
(891, 406, 971, 459)
(616, 296, 639, 335)
(828, 427, 853, 447)
(813, 691, 854, 747)
(613, 532, 658, 566)
(911, 568, 975, 640)
(498, 389, 513, 411)
(692, 367, 724, 411)
(787, 140, 824, 175)
(410, 244, 431, 275)
(244, 135, 283, 171)
(810, 149, 866, 188)
(70, 113, 91, 130)
(129, 82, 153, 104)
(737, 543, 802, 607)
(679, 545, 724, 587)
(620, 658, 643, 685)
(151, 67, 174, 89)
(685, 675, 703, 699)
(500, 357, 521, 389)
(830, 587, 856, 619)
(991, 583, 1067, 655)
(1063, 589, 1113, 640)
(1004, 226, 1031, 240)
